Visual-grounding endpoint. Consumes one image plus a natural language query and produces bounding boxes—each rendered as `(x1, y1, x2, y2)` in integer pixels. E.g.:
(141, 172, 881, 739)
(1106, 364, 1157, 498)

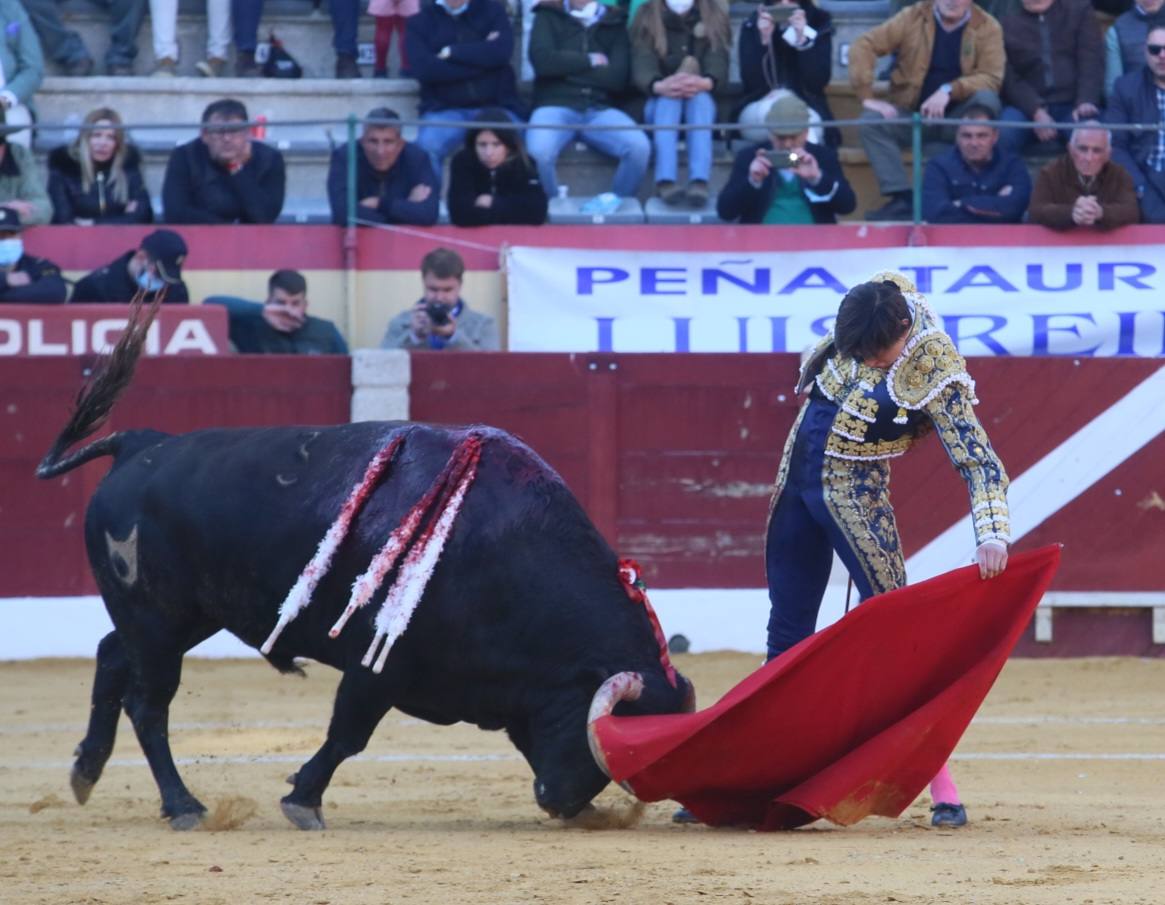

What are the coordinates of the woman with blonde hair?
(47, 107, 153, 225)
(631, 0, 730, 208)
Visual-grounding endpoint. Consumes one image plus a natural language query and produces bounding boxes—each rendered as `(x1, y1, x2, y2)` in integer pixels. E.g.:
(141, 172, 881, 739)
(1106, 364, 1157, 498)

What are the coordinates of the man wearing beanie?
(717, 93, 855, 224)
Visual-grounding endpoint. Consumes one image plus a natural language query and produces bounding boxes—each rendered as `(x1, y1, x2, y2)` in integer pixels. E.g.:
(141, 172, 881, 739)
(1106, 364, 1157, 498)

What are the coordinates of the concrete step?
(42, 4, 383, 78)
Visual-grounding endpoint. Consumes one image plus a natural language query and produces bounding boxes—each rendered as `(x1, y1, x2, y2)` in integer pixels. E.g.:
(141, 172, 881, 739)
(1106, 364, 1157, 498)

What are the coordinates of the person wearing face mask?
(447, 109, 548, 226)
(735, 0, 840, 149)
(47, 107, 153, 225)
(0, 208, 67, 304)
(70, 229, 190, 305)
(631, 0, 731, 207)
(0, 109, 52, 226)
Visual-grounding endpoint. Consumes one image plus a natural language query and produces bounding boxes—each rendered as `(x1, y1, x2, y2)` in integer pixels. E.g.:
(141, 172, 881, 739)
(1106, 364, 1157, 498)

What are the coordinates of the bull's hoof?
(70, 765, 96, 805)
(281, 800, 326, 831)
(169, 810, 205, 831)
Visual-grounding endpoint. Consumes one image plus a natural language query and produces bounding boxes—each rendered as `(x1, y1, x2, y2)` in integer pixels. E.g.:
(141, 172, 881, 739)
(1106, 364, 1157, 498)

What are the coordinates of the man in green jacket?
(526, 0, 650, 201)
(849, 0, 1004, 220)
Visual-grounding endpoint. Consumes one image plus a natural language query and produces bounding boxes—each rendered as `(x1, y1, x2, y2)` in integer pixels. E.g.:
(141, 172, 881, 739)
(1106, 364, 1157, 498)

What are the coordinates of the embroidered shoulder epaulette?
(887, 329, 976, 410)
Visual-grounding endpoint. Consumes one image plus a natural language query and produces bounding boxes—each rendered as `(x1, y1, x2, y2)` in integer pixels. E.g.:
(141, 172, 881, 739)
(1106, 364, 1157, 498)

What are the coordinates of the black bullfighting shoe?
(930, 802, 968, 827)
(672, 806, 700, 824)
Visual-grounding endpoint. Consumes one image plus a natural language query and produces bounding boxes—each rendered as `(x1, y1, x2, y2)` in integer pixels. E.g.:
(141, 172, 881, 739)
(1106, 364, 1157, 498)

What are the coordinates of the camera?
(425, 302, 452, 326)
(766, 149, 802, 168)
(760, 4, 796, 23)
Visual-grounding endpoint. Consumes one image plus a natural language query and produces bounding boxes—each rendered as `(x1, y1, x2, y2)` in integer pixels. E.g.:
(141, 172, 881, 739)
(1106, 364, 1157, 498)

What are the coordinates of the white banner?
(506, 245, 1165, 356)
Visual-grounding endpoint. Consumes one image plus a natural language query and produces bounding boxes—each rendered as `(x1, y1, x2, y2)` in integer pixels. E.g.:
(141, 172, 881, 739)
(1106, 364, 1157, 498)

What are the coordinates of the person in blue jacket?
(326, 107, 439, 227)
(406, 0, 525, 185)
(921, 104, 1032, 223)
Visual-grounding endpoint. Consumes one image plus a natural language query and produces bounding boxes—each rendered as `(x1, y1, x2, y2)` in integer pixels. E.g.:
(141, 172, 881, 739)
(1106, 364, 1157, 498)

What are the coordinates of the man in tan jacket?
(850, 0, 1005, 220)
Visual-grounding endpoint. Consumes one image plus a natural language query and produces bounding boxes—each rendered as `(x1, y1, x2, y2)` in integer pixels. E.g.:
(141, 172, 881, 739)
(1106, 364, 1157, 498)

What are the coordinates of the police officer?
(70, 229, 190, 304)
(0, 208, 67, 304)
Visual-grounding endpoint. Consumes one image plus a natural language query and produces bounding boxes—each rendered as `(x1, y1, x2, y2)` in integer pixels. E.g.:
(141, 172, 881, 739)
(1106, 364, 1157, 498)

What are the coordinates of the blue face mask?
(437, 0, 469, 14)
(0, 238, 23, 267)
(136, 269, 165, 292)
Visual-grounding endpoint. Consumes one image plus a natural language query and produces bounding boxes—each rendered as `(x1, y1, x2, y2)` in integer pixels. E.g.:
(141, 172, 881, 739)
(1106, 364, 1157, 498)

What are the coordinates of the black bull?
(36, 305, 694, 830)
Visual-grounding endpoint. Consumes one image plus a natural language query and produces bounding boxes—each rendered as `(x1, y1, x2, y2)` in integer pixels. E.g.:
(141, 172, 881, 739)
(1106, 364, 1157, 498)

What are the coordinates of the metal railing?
(31, 112, 1164, 228)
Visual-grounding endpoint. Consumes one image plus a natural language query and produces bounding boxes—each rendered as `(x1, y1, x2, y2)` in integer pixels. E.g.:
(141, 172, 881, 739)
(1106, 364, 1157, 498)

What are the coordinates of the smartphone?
(766, 149, 802, 168)
(760, 4, 796, 24)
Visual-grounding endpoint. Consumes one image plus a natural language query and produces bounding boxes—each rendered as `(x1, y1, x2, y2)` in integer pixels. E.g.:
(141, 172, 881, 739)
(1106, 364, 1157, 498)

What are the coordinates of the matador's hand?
(975, 541, 1008, 579)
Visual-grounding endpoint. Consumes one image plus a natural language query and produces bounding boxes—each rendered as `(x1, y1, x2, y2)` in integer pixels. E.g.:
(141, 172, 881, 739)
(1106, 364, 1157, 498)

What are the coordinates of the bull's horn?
(586, 671, 643, 781)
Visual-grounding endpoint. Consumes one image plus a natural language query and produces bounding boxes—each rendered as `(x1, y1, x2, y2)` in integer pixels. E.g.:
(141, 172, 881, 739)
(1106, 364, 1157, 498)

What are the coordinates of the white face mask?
(569, 0, 599, 19)
(136, 269, 165, 292)
(0, 238, 23, 267)
(437, 0, 470, 15)
(665, 0, 695, 14)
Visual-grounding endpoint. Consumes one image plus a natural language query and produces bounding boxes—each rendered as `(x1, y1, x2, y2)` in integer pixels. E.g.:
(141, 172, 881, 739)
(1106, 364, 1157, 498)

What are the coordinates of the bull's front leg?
(282, 668, 393, 830)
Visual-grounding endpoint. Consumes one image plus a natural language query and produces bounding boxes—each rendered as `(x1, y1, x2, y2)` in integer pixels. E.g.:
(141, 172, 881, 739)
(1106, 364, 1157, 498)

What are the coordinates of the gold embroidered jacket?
(794, 287, 1011, 547)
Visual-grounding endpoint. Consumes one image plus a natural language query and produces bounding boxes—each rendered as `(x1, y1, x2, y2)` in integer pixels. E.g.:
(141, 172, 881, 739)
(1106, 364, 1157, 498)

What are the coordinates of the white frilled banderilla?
(261, 430, 484, 672)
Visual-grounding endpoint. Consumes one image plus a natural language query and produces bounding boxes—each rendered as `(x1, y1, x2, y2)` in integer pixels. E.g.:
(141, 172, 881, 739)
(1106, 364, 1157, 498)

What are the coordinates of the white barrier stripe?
(906, 364, 1165, 581)
(1, 753, 521, 770)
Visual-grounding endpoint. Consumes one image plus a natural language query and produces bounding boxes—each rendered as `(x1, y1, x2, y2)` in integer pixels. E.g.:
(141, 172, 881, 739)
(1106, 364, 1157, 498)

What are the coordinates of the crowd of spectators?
(0, 0, 1164, 234)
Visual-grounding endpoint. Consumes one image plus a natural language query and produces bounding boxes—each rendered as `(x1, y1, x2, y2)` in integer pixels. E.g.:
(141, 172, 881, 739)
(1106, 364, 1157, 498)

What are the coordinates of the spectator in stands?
(205, 270, 349, 354)
(0, 208, 67, 304)
(998, 0, 1103, 156)
(48, 108, 153, 225)
(407, 0, 524, 184)
(716, 93, 855, 223)
(326, 107, 438, 226)
(71, 229, 189, 304)
(1105, 25, 1165, 221)
(233, 0, 363, 78)
(148, 0, 230, 76)
(0, 111, 52, 226)
(447, 109, 548, 226)
(922, 103, 1032, 222)
(736, 0, 839, 148)
(631, 0, 731, 208)
(162, 99, 286, 224)
(1028, 122, 1140, 227)
(1106, 0, 1165, 95)
(371, 0, 418, 77)
(0, 1, 45, 149)
(526, 0, 650, 203)
(381, 247, 500, 350)
(849, 0, 1004, 220)
(23, 0, 143, 76)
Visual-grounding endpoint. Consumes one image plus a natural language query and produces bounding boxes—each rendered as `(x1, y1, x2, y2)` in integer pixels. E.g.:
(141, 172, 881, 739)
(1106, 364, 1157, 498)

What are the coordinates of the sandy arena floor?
(1, 653, 1162, 905)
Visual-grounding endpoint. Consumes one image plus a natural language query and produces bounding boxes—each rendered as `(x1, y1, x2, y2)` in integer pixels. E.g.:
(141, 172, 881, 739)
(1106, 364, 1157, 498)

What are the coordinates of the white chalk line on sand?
(3, 714, 1164, 738)
(3, 752, 1165, 772)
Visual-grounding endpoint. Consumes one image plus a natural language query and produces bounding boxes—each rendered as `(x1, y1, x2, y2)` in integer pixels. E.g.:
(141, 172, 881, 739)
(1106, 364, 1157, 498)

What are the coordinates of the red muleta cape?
(590, 545, 1061, 830)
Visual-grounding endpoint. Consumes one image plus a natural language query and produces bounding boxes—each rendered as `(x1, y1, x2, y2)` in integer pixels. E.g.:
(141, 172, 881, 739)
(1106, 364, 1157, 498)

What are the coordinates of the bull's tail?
(36, 291, 163, 480)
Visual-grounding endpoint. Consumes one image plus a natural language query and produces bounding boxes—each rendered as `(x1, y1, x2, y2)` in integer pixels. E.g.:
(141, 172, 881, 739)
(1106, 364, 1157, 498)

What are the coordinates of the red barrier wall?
(3, 353, 1161, 598)
(1, 356, 351, 596)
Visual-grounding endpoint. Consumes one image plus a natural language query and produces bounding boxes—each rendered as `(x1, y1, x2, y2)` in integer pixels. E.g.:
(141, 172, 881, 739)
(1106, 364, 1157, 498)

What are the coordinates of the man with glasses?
(1105, 25, 1165, 222)
(162, 98, 286, 224)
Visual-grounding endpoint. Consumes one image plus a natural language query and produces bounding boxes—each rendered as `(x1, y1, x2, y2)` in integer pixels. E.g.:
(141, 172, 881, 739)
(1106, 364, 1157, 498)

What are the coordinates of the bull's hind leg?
(71, 631, 131, 805)
(120, 623, 217, 830)
(282, 667, 393, 830)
